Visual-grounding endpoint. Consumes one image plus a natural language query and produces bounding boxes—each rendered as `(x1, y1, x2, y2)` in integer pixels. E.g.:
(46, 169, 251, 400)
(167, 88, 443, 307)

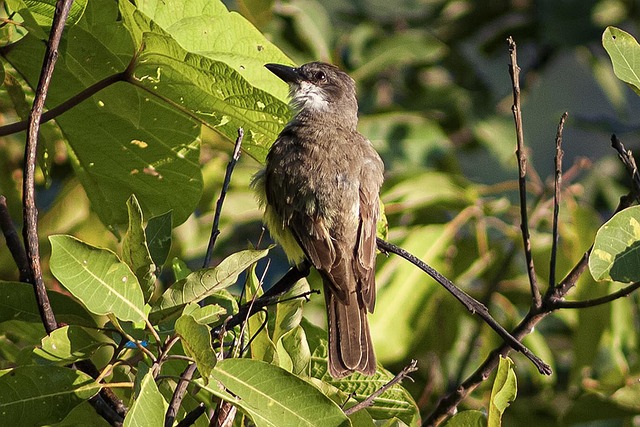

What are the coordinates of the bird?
(252, 61, 384, 378)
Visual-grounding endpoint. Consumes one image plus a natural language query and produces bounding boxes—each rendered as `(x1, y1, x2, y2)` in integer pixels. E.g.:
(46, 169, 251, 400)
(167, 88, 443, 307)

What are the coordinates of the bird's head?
(265, 62, 358, 125)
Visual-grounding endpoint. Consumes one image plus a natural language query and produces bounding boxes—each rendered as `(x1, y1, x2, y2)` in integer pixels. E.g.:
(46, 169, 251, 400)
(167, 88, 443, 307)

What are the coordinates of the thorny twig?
(549, 112, 567, 290)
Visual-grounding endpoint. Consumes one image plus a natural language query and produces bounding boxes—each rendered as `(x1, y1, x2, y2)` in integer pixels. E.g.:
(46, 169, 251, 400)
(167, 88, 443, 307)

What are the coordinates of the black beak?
(265, 63, 301, 84)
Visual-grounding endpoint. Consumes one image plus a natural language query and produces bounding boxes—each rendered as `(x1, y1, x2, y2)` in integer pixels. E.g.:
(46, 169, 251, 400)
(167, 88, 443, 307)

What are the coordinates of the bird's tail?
(324, 284, 376, 378)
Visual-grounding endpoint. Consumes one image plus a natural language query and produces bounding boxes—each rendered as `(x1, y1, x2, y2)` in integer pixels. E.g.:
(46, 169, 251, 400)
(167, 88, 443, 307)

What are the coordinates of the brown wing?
(354, 152, 383, 312)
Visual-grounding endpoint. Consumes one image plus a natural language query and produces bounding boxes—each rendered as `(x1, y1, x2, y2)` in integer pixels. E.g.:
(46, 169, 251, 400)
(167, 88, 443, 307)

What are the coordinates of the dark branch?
(376, 238, 551, 375)
(553, 281, 640, 309)
(23, 0, 75, 335)
(549, 113, 567, 289)
(0, 71, 128, 137)
(165, 363, 198, 427)
(175, 403, 206, 427)
(211, 262, 311, 336)
(0, 195, 30, 281)
(508, 36, 541, 308)
(344, 359, 418, 416)
(611, 135, 640, 203)
(204, 128, 244, 268)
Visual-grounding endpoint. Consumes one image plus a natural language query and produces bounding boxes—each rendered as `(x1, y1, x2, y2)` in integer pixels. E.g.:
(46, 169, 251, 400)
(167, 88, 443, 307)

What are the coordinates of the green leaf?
(0, 281, 96, 327)
(0, 366, 100, 425)
(183, 302, 226, 325)
(145, 210, 173, 268)
(171, 257, 192, 281)
(488, 356, 517, 427)
(122, 194, 156, 301)
(589, 206, 640, 283)
(33, 325, 114, 364)
(442, 410, 486, 427)
(603, 27, 640, 95)
(3, 0, 203, 228)
(13, 0, 88, 28)
(205, 358, 349, 427)
(120, 0, 292, 163)
(49, 234, 146, 323)
(151, 248, 269, 322)
(175, 314, 216, 382)
(124, 369, 168, 427)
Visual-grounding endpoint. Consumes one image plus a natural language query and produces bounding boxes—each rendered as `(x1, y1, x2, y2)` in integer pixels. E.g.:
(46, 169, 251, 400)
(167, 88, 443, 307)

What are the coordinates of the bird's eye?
(314, 71, 326, 81)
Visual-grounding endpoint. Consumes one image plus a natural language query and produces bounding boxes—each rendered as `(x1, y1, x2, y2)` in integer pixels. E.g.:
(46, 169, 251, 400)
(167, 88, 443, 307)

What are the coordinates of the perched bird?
(252, 62, 384, 378)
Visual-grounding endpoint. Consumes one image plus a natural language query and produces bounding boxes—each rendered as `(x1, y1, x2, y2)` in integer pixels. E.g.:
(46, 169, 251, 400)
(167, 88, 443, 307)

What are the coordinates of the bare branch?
(508, 36, 541, 308)
(165, 363, 198, 427)
(23, 0, 76, 334)
(204, 128, 244, 268)
(549, 113, 568, 289)
(376, 238, 551, 375)
(0, 71, 128, 137)
(553, 281, 640, 309)
(0, 195, 29, 281)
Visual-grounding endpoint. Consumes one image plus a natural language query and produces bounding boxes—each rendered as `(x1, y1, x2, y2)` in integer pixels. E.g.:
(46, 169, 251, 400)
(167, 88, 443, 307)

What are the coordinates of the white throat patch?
(292, 81, 329, 112)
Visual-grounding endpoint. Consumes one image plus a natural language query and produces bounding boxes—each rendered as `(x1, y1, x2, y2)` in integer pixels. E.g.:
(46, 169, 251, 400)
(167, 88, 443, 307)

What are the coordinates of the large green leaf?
(49, 234, 146, 323)
(442, 411, 485, 427)
(205, 358, 349, 427)
(120, 0, 292, 163)
(603, 27, 640, 95)
(151, 248, 269, 322)
(124, 369, 168, 427)
(589, 206, 640, 283)
(0, 366, 100, 425)
(2, 0, 203, 228)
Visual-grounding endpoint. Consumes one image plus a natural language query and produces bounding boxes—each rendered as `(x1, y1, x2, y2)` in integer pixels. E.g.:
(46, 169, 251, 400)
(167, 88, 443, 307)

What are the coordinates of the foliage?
(0, 0, 639, 426)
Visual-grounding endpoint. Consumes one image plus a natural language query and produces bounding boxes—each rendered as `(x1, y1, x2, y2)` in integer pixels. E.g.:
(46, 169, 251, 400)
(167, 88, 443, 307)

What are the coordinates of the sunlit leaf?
(442, 410, 485, 427)
(603, 27, 640, 95)
(124, 369, 167, 427)
(151, 248, 269, 322)
(488, 356, 517, 427)
(49, 235, 146, 323)
(589, 206, 640, 283)
(205, 358, 349, 427)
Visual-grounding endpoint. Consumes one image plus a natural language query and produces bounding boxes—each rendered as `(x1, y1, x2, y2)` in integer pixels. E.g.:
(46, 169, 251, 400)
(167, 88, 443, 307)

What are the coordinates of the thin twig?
(376, 238, 551, 375)
(508, 36, 541, 309)
(203, 128, 244, 268)
(23, 0, 76, 334)
(344, 359, 418, 416)
(211, 262, 311, 336)
(0, 71, 128, 137)
(0, 195, 30, 281)
(553, 281, 640, 309)
(165, 363, 198, 427)
(549, 113, 567, 290)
